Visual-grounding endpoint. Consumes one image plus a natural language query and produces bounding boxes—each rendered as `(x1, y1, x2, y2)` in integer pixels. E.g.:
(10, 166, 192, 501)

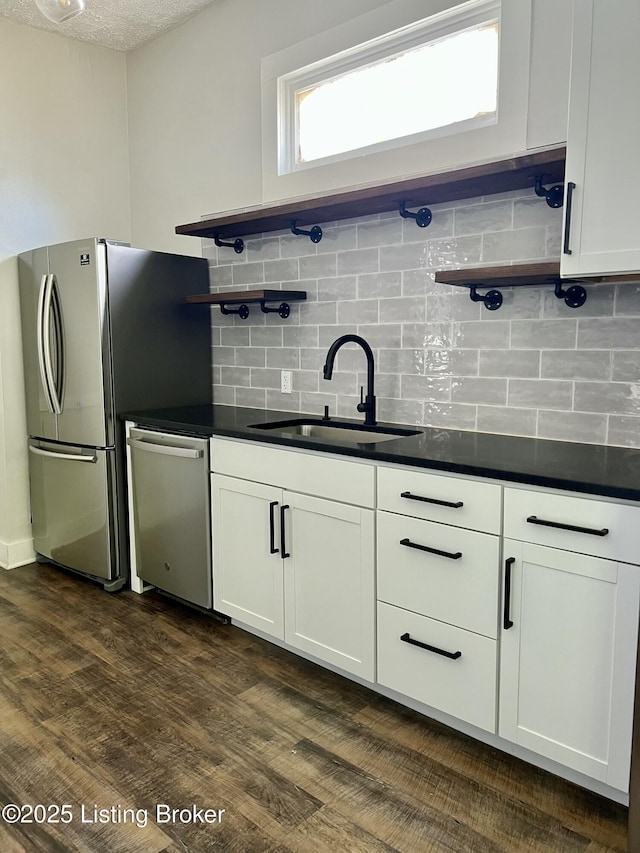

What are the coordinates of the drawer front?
(377, 511, 500, 638)
(210, 437, 374, 508)
(377, 466, 501, 533)
(377, 602, 497, 733)
(504, 487, 640, 564)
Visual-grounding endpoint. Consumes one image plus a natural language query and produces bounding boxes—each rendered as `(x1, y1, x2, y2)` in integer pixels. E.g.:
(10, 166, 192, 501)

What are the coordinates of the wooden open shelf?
(435, 261, 564, 289)
(185, 289, 307, 306)
(176, 147, 566, 241)
(186, 289, 307, 320)
(435, 261, 591, 311)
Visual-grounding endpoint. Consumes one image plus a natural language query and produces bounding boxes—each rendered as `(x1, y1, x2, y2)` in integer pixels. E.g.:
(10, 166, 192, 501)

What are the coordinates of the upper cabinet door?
(561, 0, 640, 277)
(49, 239, 110, 448)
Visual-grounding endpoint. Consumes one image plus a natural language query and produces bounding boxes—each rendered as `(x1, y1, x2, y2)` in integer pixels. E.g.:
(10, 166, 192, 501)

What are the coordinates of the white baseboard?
(0, 537, 35, 569)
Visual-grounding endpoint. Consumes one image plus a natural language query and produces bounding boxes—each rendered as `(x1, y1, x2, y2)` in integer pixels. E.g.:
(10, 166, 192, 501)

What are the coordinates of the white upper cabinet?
(561, 0, 640, 277)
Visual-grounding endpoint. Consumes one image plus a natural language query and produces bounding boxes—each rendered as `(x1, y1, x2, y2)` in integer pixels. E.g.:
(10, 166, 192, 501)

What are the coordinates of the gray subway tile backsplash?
(204, 187, 640, 448)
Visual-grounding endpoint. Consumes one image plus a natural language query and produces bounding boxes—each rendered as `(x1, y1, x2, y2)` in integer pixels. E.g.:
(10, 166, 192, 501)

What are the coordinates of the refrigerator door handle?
(29, 445, 97, 464)
(36, 274, 57, 414)
(42, 274, 63, 414)
(126, 438, 203, 459)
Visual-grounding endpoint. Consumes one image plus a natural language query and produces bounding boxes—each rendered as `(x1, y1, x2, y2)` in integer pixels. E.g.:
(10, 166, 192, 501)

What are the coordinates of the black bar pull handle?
(400, 491, 463, 509)
(399, 538, 462, 560)
(280, 504, 290, 558)
(504, 557, 515, 630)
(400, 632, 462, 660)
(563, 181, 576, 255)
(269, 501, 279, 554)
(526, 515, 609, 537)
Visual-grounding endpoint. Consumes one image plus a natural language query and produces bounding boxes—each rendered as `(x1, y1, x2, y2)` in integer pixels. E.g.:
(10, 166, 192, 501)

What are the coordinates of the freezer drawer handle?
(400, 632, 462, 660)
(29, 446, 97, 463)
(127, 438, 203, 459)
(526, 515, 609, 537)
(399, 537, 462, 560)
(400, 491, 463, 509)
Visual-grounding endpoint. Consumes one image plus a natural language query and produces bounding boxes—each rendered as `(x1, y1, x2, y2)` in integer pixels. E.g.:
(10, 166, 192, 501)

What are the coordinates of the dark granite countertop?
(122, 404, 640, 502)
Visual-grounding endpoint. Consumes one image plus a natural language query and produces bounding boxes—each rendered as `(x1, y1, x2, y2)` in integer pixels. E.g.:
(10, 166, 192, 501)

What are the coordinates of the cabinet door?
(500, 539, 640, 791)
(211, 474, 284, 639)
(283, 491, 375, 681)
(561, 0, 640, 276)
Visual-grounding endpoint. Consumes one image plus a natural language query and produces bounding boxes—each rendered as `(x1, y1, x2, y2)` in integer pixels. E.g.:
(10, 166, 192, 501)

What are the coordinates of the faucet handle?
(323, 405, 330, 421)
(359, 385, 364, 404)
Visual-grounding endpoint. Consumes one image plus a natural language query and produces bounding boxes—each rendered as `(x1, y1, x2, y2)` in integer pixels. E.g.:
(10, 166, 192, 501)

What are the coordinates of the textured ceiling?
(1, 0, 223, 52)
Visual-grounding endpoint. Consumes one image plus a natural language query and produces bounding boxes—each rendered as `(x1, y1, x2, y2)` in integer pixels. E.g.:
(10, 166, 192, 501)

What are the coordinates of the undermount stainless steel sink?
(249, 418, 420, 444)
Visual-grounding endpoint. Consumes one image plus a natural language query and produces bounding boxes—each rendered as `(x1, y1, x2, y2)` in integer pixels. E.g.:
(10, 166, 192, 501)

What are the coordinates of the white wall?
(126, 0, 571, 254)
(0, 19, 130, 567)
(126, 0, 392, 255)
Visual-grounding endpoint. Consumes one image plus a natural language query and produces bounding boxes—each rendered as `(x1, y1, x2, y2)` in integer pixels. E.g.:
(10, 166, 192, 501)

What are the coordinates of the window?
(278, 0, 500, 174)
(261, 0, 532, 204)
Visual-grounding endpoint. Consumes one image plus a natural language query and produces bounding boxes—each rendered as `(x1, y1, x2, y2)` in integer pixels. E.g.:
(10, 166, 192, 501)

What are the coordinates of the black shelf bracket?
(220, 303, 250, 319)
(534, 175, 564, 209)
(260, 301, 291, 319)
(290, 220, 323, 243)
(468, 286, 503, 311)
(214, 235, 244, 254)
(554, 278, 587, 308)
(218, 299, 297, 320)
(399, 200, 432, 228)
(464, 278, 587, 311)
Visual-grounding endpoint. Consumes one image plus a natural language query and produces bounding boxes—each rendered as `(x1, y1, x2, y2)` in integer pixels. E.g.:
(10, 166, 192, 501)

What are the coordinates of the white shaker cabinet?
(283, 491, 374, 679)
(210, 438, 375, 681)
(211, 474, 284, 639)
(561, 0, 640, 277)
(500, 485, 640, 791)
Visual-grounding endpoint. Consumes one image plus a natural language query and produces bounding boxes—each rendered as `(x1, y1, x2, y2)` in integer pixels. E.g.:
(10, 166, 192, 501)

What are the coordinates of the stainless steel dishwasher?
(127, 427, 212, 609)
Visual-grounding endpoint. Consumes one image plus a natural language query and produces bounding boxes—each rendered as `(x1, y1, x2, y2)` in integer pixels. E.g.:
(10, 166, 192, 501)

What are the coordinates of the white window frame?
(261, 0, 532, 204)
(279, 0, 500, 176)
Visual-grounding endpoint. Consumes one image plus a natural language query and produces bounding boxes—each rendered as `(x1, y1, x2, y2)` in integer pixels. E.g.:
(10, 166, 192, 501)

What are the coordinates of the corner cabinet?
(210, 438, 375, 681)
(561, 0, 640, 277)
(500, 487, 640, 792)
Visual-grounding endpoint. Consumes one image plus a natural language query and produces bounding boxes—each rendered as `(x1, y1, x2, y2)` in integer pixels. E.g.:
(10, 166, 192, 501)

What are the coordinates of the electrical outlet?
(281, 370, 292, 394)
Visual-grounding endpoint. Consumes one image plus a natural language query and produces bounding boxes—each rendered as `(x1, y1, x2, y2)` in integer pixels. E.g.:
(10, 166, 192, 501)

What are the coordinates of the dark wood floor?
(0, 564, 628, 852)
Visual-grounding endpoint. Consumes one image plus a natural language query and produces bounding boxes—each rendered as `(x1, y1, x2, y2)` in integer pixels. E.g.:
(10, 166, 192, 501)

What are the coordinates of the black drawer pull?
(280, 504, 290, 558)
(269, 501, 279, 554)
(399, 538, 462, 560)
(400, 632, 462, 660)
(504, 557, 515, 630)
(526, 515, 609, 537)
(400, 491, 463, 509)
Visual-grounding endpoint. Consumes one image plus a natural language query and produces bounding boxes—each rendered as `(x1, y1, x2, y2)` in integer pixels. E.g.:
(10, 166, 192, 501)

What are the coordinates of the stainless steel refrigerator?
(18, 238, 212, 591)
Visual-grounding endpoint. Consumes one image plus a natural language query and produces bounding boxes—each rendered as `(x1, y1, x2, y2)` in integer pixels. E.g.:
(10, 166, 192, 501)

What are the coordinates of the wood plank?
(186, 289, 307, 305)
(176, 148, 566, 240)
(435, 261, 562, 287)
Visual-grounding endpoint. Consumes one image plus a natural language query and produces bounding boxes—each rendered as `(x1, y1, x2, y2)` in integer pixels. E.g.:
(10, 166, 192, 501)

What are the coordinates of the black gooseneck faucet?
(323, 334, 377, 426)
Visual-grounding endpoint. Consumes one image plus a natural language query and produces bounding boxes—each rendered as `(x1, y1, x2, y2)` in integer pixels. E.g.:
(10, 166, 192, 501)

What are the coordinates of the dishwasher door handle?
(127, 438, 203, 459)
